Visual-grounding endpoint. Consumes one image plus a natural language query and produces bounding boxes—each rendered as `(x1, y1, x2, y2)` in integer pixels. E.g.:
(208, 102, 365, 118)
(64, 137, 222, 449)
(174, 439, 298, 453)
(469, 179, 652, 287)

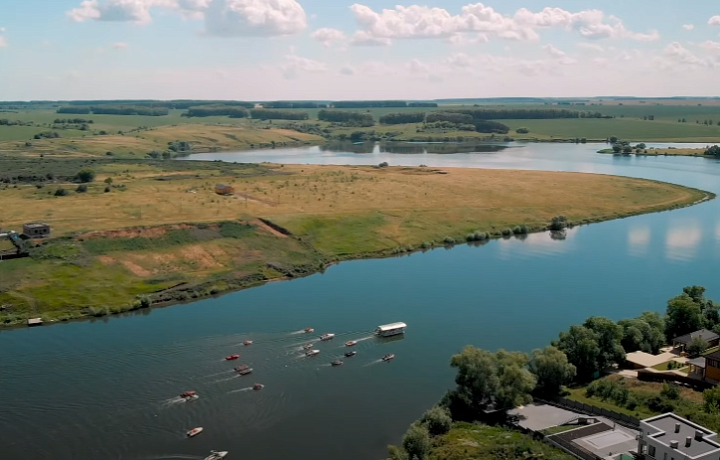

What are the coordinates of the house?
(672, 329, 720, 353)
(22, 222, 51, 238)
(214, 184, 234, 196)
(688, 350, 720, 384)
(638, 413, 720, 460)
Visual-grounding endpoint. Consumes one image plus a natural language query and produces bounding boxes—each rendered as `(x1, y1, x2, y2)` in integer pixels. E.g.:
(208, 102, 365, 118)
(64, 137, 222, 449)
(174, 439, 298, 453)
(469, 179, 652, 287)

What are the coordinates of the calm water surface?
(2, 143, 720, 460)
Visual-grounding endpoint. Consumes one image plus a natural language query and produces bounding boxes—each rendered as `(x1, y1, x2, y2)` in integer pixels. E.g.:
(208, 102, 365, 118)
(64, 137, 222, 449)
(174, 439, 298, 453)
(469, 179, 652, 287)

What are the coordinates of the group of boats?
(179, 323, 406, 459)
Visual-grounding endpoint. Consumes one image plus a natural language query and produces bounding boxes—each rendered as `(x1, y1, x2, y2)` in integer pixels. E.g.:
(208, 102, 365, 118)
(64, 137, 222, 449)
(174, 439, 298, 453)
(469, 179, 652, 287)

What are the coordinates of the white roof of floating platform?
(376, 322, 407, 331)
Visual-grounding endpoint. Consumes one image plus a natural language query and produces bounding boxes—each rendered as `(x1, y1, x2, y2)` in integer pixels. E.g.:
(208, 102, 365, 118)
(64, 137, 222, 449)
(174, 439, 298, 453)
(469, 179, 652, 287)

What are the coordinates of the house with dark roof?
(639, 412, 720, 460)
(688, 350, 720, 384)
(672, 329, 719, 353)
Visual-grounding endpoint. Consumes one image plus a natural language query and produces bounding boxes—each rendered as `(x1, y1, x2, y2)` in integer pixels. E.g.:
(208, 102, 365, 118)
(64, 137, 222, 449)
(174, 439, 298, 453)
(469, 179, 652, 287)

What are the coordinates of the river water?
(2, 143, 720, 460)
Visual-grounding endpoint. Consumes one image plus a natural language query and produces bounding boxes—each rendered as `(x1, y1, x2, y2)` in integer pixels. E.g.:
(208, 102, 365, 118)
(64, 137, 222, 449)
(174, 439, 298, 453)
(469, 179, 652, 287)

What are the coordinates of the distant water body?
(2, 142, 719, 460)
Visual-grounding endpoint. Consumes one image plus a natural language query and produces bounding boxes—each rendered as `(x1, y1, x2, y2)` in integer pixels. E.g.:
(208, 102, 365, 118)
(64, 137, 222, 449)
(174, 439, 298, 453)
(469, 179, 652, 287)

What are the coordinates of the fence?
(535, 397, 640, 429)
(636, 369, 714, 390)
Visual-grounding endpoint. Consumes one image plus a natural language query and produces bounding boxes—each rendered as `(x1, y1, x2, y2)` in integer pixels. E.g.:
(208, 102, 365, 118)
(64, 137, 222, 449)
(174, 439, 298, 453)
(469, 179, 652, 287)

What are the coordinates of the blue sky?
(1, 0, 720, 100)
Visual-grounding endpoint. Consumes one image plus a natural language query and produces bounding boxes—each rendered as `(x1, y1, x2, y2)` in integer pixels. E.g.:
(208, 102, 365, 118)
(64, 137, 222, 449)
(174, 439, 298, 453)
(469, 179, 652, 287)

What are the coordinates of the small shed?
(23, 222, 51, 238)
(214, 184, 234, 196)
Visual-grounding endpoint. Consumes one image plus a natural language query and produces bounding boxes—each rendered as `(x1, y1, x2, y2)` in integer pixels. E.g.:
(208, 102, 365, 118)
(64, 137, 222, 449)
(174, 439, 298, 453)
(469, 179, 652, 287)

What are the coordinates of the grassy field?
(0, 157, 711, 325)
(3, 103, 720, 149)
(423, 422, 575, 460)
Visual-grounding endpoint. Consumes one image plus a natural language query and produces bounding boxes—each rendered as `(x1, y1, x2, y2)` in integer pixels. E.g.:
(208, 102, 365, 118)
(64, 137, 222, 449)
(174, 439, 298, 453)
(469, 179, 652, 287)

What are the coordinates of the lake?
(2, 142, 720, 460)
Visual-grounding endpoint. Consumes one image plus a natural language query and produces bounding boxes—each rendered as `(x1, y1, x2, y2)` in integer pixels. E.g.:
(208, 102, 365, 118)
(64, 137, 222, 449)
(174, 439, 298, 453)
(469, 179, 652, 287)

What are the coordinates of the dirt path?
(251, 219, 287, 238)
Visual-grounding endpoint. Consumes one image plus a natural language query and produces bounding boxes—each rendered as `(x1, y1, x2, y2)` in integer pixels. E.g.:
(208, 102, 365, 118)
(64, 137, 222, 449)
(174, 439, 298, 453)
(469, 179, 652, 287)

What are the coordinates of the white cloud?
(710, 16, 720, 26)
(68, 0, 159, 24)
(699, 40, 720, 51)
(311, 28, 346, 47)
(203, 0, 307, 36)
(339, 66, 355, 75)
(350, 31, 392, 46)
(662, 42, 718, 68)
(576, 42, 604, 52)
(112, 41, 129, 49)
(444, 52, 473, 68)
(280, 53, 327, 79)
(683, 24, 694, 30)
(407, 58, 429, 72)
(446, 33, 488, 45)
(543, 44, 566, 58)
(0, 36, 6, 48)
(348, 3, 659, 44)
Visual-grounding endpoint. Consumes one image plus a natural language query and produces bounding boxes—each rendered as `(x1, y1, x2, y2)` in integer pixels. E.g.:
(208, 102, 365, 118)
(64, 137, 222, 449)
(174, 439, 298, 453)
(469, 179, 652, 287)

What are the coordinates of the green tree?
(583, 316, 626, 370)
(445, 347, 535, 418)
(553, 325, 601, 381)
(612, 144, 622, 153)
(529, 346, 576, 396)
(665, 294, 703, 340)
(609, 136, 618, 143)
(402, 424, 431, 460)
(104, 177, 113, 185)
(618, 312, 665, 354)
(75, 169, 95, 183)
(420, 406, 452, 436)
(687, 335, 708, 356)
(622, 145, 633, 154)
(704, 386, 720, 414)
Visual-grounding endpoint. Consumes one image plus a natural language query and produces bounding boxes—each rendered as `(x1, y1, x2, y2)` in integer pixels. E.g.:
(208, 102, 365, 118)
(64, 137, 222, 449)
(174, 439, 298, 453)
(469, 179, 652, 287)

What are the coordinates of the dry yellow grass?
(0, 164, 708, 253)
(0, 123, 323, 157)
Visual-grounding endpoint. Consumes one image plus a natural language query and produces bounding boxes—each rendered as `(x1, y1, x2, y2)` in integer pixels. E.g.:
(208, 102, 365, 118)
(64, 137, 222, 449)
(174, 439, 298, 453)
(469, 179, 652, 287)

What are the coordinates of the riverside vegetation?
(0, 155, 711, 326)
(386, 286, 720, 460)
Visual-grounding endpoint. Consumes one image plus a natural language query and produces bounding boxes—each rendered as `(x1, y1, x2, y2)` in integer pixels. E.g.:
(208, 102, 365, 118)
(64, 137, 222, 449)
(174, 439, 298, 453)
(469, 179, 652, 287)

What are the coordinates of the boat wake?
(138, 454, 203, 460)
(209, 375, 239, 384)
(228, 386, 254, 394)
(362, 359, 384, 367)
(159, 396, 197, 407)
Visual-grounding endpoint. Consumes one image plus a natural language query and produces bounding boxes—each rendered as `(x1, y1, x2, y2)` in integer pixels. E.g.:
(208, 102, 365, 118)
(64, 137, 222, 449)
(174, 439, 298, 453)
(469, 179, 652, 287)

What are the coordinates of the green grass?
(651, 361, 688, 371)
(427, 422, 575, 460)
(540, 424, 583, 435)
(565, 386, 655, 419)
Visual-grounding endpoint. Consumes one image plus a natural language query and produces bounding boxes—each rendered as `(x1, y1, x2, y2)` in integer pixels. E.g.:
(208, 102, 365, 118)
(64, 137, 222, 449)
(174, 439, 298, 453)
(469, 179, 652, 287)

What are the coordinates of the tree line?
(318, 109, 374, 126)
(56, 106, 169, 116)
(53, 118, 93, 124)
(450, 108, 606, 119)
(182, 105, 250, 118)
(705, 145, 720, 155)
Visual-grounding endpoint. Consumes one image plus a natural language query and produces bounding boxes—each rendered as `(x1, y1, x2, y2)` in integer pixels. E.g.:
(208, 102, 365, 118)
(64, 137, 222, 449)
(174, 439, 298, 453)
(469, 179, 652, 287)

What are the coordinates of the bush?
(138, 296, 151, 308)
(648, 395, 675, 413)
(420, 406, 452, 436)
(75, 169, 95, 183)
(501, 228, 513, 236)
(549, 215, 568, 230)
(515, 127, 530, 134)
(513, 225, 528, 235)
(54, 187, 69, 196)
(661, 383, 681, 400)
(443, 236, 456, 245)
(378, 161, 389, 168)
(402, 424, 431, 460)
(75, 184, 88, 193)
(104, 186, 111, 193)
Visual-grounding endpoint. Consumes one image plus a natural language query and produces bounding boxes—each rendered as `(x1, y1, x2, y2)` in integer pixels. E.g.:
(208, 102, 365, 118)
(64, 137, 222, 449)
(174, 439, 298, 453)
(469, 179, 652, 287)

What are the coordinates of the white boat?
(382, 353, 395, 362)
(204, 450, 228, 460)
(305, 349, 320, 357)
(319, 333, 335, 341)
(302, 343, 314, 350)
(186, 427, 203, 438)
(375, 322, 406, 337)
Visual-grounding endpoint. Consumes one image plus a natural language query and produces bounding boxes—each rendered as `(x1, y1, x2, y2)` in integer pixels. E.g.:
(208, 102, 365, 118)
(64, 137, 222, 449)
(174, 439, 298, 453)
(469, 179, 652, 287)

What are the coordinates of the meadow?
(0, 158, 710, 325)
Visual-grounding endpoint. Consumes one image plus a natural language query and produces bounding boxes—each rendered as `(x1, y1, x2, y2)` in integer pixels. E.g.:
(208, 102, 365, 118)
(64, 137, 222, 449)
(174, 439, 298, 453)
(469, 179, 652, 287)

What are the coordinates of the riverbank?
(598, 147, 717, 157)
(0, 156, 713, 327)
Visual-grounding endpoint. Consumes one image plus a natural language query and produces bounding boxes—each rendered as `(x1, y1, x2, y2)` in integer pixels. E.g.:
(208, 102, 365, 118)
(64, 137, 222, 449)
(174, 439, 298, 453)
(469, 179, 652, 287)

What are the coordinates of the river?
(1, 142, 719, 460)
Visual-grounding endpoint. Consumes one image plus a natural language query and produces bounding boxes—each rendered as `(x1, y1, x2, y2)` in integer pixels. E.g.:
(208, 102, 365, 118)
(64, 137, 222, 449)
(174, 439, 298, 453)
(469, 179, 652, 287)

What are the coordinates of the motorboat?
(235, 364, 249, 372)
(253, 383, 264, 390)
(238, 368, 253, 376)
(180, 391, 196, 398)
(331, 360, 344, 366)
(302, 343, 314, 350)
(225, 354, 240, 360)
(186, 427, 203, 438)
(305, 349, 320, 357)
(382, 353, 395, 362)
(243, 340, 253, 346)
(204, 450, 228, 460)
(345, 340, 357, 347)
(319, 333, 335, 341)
(344, 351, 357, 358)
(304, 327, 314, 333)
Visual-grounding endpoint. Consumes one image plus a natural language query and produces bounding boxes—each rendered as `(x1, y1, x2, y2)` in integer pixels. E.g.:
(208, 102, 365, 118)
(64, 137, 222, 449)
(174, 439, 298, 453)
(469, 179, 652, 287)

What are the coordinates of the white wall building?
(639, 413, 720, 460)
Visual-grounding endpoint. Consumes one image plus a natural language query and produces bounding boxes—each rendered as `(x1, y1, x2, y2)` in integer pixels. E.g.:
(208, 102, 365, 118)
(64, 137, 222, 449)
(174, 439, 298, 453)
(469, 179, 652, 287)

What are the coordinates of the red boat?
(243, 340, 253, 346)
(304, 328, 314, 333)
(225, 354, 240, 361)
(180, 391, 196, 398)
(253, 383, 264, 390)
(235, 364, 249, 372)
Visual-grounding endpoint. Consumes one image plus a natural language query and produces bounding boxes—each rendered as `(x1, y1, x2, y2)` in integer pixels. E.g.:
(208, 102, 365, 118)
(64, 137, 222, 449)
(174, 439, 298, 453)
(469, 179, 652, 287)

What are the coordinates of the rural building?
(22, 222, 51, 238)
(214, 184, 234, 196)
(638, 413, 720, 460)
(687, 350, 720, 384)
(672, 329, 720, 353)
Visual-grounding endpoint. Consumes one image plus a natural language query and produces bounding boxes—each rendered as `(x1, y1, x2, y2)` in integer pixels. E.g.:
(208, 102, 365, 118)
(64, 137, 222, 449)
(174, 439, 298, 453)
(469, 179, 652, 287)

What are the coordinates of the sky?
(1, 0, 720, 100)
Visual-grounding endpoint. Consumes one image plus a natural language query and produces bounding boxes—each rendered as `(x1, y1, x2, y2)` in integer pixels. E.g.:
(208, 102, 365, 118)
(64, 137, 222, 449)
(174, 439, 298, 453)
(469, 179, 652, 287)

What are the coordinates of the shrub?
(138, 296, 151, 308)
(515, 127, 530, 134)
(443, 236, 456, 245)
(54, 187, 68, 196)
(513, 225, 528, 235)
(648, 395, 675, 413)
(420, 241, 432, 249)
(501, 228, 513, 236)
(474, 231, 489, 241)
(378, 161, 389, 168)
(75, 184, 88, 193)
(661, 383, 681, 400)
(549, 215, 568, 230)
(104, 186, 111, 193)
(420, 406, 452, 436)
(402, 424, 431, 460)
(75, 169, 95, 183)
